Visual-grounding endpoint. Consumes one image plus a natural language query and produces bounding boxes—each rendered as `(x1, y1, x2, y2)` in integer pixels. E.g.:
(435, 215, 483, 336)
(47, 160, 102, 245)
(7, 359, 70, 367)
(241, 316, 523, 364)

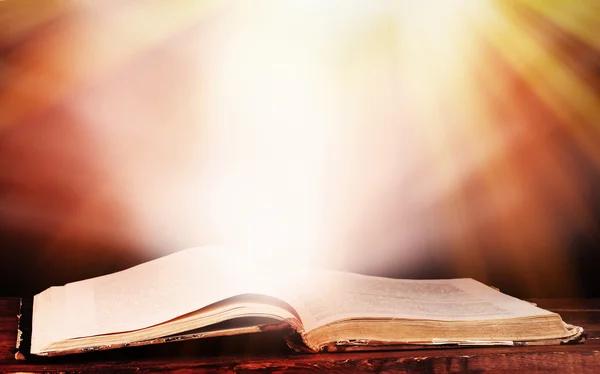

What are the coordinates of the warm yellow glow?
(2, 0, 598, 296)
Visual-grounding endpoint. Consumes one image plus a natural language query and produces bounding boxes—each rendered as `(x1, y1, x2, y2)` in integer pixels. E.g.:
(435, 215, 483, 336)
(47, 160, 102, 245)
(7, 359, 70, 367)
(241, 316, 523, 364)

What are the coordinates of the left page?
(31, 246, 296, 354)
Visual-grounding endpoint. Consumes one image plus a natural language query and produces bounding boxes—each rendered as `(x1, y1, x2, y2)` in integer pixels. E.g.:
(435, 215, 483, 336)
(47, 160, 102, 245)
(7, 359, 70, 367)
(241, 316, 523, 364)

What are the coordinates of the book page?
(293, 271, 555, 332)
(32, 247, 296, 352)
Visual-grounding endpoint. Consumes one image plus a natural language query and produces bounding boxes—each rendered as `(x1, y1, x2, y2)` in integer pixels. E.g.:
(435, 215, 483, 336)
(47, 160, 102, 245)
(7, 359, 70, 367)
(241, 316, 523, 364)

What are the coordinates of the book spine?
(15, 297, 33, 360)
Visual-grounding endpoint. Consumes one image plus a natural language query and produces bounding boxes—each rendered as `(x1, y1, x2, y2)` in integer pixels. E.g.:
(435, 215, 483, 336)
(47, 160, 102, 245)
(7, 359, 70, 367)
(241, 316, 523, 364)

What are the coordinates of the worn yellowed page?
(31, 246, 293, 354)
(31, 286, 67, 355)
(294, 272, 555, 332)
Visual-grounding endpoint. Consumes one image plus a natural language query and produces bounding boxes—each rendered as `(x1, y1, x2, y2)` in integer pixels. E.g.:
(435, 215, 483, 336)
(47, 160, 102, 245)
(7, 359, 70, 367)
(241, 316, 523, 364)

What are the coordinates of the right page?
(292, 272, 556, 332)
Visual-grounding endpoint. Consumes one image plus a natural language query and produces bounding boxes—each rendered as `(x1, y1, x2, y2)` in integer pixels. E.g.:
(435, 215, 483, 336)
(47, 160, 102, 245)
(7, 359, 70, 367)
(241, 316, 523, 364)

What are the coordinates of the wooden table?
(0, 298, 598, 373)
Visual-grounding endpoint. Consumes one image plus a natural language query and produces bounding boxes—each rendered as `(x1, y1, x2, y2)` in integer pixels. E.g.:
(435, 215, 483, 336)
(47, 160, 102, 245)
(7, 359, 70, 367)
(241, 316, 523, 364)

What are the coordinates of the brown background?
(1, 0, 599, 299)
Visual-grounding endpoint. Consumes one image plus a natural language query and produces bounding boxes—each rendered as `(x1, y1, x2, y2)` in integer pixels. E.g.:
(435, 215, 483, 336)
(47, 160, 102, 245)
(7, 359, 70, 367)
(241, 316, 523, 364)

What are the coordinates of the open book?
(29, 247, 583, 356)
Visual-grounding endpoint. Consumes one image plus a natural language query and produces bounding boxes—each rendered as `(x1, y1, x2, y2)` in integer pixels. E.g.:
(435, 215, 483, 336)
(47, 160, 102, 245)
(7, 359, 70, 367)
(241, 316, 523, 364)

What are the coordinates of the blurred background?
(1, 0, 599, 298)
